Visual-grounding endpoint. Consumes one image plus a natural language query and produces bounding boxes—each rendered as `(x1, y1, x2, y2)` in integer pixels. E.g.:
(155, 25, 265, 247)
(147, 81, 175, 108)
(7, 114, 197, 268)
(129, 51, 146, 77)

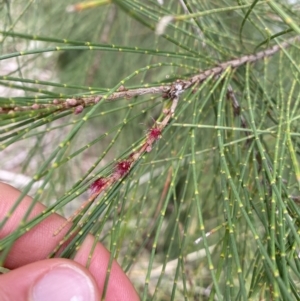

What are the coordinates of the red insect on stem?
(89, 177, 107, 195)
(144, 127, 162, 152)
(148, 127, 162, 140)
(115, 160, 132, 177)
(54, 177, 108, 236)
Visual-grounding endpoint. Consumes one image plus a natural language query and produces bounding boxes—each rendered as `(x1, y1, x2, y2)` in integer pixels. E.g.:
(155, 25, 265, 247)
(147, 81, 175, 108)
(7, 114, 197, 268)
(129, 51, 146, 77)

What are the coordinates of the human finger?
(0, 258, 100, 301)
(0, 182, 139, 301)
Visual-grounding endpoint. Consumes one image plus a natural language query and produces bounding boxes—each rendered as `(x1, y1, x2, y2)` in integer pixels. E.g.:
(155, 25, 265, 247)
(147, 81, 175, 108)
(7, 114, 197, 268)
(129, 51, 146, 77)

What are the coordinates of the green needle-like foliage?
(1, 0, 300, 300)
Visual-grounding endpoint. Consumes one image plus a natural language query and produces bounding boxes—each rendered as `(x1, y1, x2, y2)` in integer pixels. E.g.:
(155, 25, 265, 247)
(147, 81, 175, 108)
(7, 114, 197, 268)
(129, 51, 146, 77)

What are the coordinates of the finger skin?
(0, 258, 100, 301)
(0, 182, 139, 301)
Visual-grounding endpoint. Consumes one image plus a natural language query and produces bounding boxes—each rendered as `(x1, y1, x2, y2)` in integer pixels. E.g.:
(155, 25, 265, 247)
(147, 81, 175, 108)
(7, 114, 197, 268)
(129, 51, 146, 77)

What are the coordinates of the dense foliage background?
(1, 1, 300, 300)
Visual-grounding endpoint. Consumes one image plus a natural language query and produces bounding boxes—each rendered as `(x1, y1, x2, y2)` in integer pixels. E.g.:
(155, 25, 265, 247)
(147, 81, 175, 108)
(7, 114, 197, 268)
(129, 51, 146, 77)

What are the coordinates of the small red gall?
(115, 160, 131, 176)
(89, 177, 107, 195)
(117, 85, 128, 92)
(31, 104, 40, 110)
(66, 98, 77, 107)
(74, 105, 84, 114)
(149, 128, 162, 140)
(94, 96, 101, 103)
(146, 145, 152, 152)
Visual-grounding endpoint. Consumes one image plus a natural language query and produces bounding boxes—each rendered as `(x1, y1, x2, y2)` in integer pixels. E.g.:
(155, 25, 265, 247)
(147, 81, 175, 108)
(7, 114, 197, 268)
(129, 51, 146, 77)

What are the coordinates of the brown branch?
(1, 36, 298, 115)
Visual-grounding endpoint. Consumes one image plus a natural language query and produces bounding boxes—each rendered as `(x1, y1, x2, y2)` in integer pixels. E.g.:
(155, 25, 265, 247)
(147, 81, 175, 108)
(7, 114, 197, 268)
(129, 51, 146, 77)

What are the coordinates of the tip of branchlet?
(156, 16, 174, 36)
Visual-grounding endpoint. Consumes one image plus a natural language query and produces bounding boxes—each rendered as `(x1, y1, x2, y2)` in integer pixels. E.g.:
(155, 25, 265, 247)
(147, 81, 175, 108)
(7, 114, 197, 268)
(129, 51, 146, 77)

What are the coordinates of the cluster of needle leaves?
(1, 1, 300, 300)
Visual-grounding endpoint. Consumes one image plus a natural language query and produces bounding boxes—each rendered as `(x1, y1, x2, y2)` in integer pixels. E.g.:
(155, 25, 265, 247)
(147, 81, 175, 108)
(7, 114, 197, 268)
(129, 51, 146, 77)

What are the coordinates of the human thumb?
(0, 258, 99, 301)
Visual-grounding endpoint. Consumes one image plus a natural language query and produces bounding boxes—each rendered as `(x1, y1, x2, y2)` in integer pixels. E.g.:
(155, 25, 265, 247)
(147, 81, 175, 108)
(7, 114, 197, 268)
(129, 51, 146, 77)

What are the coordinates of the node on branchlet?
(129, 152, 140, 161)
(163, 108, 169, 115)
(89, 177, 107, 195)
(115, 160, 132, 176)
